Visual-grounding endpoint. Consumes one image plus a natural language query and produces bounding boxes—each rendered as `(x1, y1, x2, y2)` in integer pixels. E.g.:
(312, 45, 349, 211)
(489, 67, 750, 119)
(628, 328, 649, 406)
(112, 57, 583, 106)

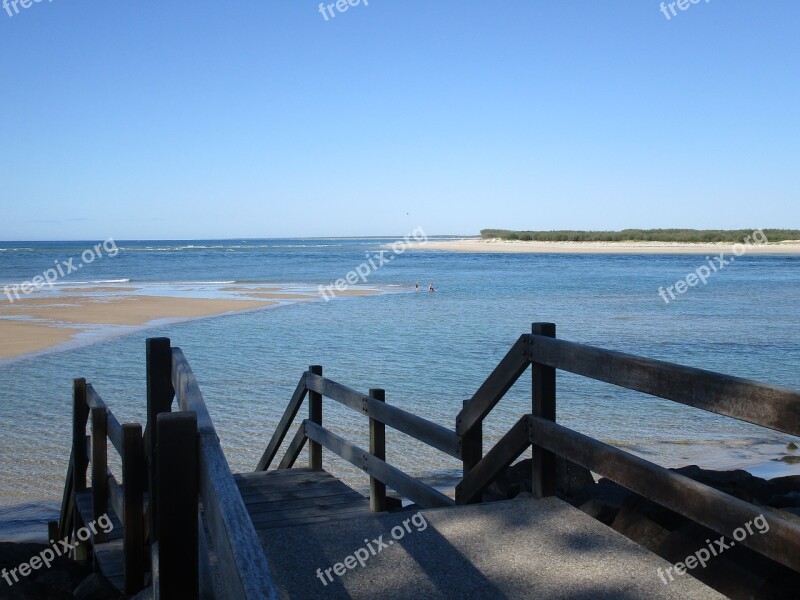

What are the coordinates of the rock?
(766, 491, 800, 508)
(73, 573, 123, 600)
(482, 457, 594, 502)
(778, 455, 800, 465)
(131, 587, 153, 600)
(0, 580, 72, 600)
(577, 498, 619, 525)
(787, 442, 798, 451)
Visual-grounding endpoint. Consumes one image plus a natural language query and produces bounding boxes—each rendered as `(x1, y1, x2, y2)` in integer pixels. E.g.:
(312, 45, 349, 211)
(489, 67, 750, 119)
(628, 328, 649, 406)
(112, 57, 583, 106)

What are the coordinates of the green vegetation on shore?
(480, 229, 800, 243)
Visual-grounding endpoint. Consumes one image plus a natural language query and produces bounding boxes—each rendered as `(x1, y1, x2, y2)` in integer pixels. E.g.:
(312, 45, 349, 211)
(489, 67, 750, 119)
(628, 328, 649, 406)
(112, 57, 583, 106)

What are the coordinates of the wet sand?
(0, 285, 382, 360)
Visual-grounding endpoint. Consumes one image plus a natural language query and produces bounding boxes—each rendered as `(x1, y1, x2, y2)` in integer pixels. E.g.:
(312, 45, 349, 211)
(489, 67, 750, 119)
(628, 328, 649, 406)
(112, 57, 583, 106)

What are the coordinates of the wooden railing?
(455, 322, 800, 574)
(57, 325, 800, 597)
(257, 366, 458, 510)
(167, 343, 279, 600)
(57, 377, 145, 595)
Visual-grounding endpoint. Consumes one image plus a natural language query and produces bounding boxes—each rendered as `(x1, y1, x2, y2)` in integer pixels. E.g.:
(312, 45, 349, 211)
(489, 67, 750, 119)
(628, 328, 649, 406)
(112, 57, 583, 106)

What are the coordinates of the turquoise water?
(1, 240, 799, 540)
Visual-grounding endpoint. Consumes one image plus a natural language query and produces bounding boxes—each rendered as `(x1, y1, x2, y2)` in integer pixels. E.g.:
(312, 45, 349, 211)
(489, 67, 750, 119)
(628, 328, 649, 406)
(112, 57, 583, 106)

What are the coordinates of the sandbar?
(409, 239, 800, 255)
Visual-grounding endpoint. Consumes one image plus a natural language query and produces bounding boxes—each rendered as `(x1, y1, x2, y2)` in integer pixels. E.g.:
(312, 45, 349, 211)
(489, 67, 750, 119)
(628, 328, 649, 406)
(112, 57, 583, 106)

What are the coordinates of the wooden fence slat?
(455, 417, 530, 505)
(527, 415, 800, 573)
(91, 406, 108, 542)
(528, 335, 800, 436)
(73, 378, 89, 494)
(304, 421, 454, 509)
(155, 412, 198, 599)
(369, 389, 387, 512)
(122, 423, 144, 595)
(305, 373, 462, 459)
(256, 373, 308, 471)
(531, 323, 556, 498)
(456, 335, 530, 436)
(277, 423, 308, 470)
(308, 366, 323, 471)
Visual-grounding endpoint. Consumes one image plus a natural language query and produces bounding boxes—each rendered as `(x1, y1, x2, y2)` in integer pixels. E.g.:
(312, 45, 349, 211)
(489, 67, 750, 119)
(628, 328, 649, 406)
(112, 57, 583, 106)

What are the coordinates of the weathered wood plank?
(304, 421, 454, 509)
(305, 372, 462, 459)
(308, 366, 323, 471)
(73, 379, 89, 493)
(527, 335, 800, 436)
(121, 423, 144, 595)
(255, 372, 308, 471)
(197, 430, 280, 600)
(531, 323, 557, 498)
(252, 509, 375, 531)
(90, 406, 108, 542)
(171, 348, 214, 433)
(155, 412, 198, 600)
(369, 389, 387, 512)
(243, 492, 364, 515)
(246, 496, 371, 525)
(456, 335, 530, 436)
(455, 416, 530, 505)
(148, 338, 174, 549)
(277, 423, 308, 470)
(527, 415, 800, 573)
(106, 412, 124, 457)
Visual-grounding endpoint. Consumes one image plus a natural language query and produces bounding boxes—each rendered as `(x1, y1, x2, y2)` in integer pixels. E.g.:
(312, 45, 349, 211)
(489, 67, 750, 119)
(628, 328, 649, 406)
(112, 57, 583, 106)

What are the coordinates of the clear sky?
(1, 1, 798, 240)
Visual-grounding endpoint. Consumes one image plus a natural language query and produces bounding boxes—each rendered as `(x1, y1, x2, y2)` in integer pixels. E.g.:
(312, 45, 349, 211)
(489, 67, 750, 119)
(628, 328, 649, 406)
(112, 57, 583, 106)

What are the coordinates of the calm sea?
(1, 239, 799, 541)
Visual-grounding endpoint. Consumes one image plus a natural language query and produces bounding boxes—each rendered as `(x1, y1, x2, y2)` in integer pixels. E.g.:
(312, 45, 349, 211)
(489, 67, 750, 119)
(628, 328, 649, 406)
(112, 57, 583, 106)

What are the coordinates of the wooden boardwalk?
(53, 327, 800, 598)
(235, 469, 372, 531)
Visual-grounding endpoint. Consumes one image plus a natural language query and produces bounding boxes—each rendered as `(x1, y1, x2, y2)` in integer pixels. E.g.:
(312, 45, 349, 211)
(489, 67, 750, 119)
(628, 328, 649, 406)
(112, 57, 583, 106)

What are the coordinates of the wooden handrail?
(303, 421, 455, 509)
(527, 334, 800, 436)
(527, 415, 800, 573)
(456, 335, 530, 436)
(171, 347, 280, 600)
(455, 417, 531, 505)
(256, 372, 308, 471)
(70, 380, 147, 593)
(305, 372, 462, 459)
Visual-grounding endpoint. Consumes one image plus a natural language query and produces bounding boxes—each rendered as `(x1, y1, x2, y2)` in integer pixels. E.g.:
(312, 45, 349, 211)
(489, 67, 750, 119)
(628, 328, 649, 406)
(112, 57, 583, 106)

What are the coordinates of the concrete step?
(257, 496, 724, 599)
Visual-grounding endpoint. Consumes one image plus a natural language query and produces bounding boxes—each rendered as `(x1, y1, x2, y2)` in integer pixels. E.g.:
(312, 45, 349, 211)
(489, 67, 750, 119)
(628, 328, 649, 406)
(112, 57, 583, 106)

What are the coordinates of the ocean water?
(1, 239, 799, 541)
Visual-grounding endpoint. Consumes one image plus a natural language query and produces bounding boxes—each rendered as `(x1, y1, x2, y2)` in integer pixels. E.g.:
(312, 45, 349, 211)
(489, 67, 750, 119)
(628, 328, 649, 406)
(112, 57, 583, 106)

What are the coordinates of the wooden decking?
(235, 468, 372, 531)
(75, 491, 127, 591)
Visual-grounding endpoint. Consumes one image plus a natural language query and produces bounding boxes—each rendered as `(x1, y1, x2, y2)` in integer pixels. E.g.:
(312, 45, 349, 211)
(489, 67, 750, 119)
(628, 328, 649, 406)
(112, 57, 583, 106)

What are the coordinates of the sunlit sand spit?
(410, 238, 800, 255)
(0, 284, 382, 360)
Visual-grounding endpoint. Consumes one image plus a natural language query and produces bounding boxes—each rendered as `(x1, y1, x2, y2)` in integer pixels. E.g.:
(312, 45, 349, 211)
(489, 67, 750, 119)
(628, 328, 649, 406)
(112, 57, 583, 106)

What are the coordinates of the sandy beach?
(410, 238, 800, 255)
(0, 284, 381, 360)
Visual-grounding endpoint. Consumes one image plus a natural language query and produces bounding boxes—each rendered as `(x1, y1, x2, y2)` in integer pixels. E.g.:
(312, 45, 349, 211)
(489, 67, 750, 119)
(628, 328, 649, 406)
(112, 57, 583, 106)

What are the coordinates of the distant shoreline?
(409, 238, 800, 255)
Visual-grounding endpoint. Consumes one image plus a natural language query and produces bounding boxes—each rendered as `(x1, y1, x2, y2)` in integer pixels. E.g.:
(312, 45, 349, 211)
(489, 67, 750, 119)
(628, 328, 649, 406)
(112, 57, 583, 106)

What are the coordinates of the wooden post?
(458, 398, 483, 504)
(72, 378, 89, 494)
(369, 389, 387, 512)
(90, 406, 108, 543)
(532, 322, 557, 498)
(146, 337, 173, 545)
(155, 412, 198, 600)
(308, 365, 323, 471)
(122, 423, 145, 595)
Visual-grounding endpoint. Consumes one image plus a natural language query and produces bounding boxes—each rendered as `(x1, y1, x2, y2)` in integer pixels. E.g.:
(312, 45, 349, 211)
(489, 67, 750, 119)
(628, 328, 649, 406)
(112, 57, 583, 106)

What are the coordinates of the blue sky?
(1, 1, 798, 240)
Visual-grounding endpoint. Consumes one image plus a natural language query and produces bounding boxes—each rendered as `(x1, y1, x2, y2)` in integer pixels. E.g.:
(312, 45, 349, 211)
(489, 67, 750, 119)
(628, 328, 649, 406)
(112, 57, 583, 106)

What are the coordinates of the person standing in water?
(415, 282, 420, 293)
(428, 283, 435, 292)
